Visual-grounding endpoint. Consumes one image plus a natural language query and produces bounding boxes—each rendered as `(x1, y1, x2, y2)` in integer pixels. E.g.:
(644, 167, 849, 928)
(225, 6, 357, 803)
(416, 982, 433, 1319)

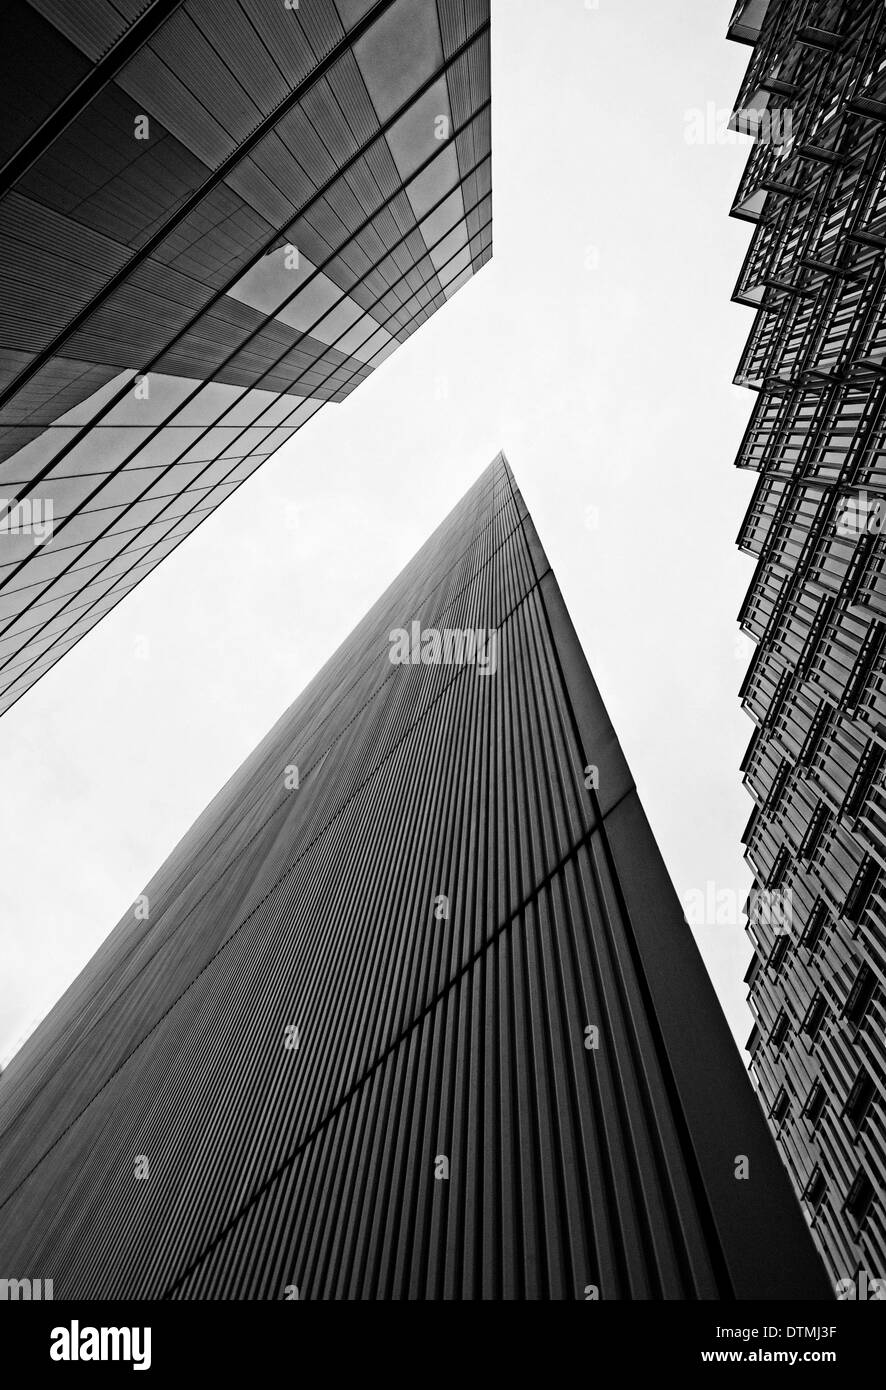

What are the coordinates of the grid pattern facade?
(0, 454, 827, 1299)
(0, 0, 492, 717)
(728, 0, 886, 1286)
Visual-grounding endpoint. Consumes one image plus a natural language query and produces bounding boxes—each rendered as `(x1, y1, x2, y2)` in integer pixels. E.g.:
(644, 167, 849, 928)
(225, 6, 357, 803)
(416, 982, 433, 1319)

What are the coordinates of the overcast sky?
(0, 0, 760, 1066)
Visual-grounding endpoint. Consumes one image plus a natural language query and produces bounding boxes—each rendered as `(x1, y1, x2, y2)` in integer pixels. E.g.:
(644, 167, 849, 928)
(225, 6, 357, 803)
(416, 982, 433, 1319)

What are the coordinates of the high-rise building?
(727, 0, 886, 1284)
(0, 0, 491, 717)
(0, 454, 828, 1299)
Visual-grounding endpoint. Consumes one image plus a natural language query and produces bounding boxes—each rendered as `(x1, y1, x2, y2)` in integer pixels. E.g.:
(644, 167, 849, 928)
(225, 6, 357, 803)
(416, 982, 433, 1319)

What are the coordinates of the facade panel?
(0, 454, 828, 1299)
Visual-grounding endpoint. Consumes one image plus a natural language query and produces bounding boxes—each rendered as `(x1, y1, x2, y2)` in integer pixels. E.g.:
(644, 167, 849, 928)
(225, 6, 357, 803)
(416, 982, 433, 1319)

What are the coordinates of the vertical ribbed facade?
(0, 454, 828, 1299)
(728, 0, 886, 1284)
(0, 0, 492, 716)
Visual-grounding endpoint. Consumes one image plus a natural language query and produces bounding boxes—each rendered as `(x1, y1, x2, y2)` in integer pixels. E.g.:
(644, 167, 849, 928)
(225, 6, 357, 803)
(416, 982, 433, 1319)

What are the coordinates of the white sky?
(0, 0, 761, 1066)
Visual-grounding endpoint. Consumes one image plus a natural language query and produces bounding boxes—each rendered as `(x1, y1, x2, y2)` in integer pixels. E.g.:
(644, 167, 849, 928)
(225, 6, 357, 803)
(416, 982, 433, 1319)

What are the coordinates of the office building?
(728, 0, 886, 1285)
(0, 0, 492, 716)
(0, 453, 828, 1298)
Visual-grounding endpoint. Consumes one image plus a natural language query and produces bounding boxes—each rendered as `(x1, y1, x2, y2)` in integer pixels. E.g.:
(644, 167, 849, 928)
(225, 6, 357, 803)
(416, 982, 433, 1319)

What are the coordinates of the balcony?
(728, 0, 773, 47)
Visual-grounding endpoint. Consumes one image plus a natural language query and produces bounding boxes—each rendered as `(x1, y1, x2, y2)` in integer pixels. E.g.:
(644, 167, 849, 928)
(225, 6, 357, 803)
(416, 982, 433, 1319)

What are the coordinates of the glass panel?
(386, 76, 451, 181)
(277, 271, 350, 334)
(248, 392, 305, 427)
(220, 387, 286, 427)
(102, 372, 200, 426)
(0, 427, 85, 486)
(51, 370, 136, 426)
(438, 245, 472, 283)
(78, 466, 170, 513)
(354, 0, 442, 123)
(228, 246, 319, 317)
(407, 144, 459, 221)
(430, 222, 469, 272)
(167, 380, 246, 428)
(301, 294, 365, 348)
(20, 472, 98, 521)
(46, 425, 155, 478)
(419, 187, 465, 248)
(331, 312, 389, 361)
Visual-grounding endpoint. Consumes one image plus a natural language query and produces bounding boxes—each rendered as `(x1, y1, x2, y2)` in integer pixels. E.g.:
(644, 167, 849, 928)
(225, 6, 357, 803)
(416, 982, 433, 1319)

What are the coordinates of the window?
(769, 934, 790, 971)
(770, 845, 789, 888)
(845, 1069, 876, 1132)
(799, 803, 828, 861)
(771, 1009, 790, 1048)
(844, 744, 884, 819)
(799, 698, 829, 763)
(353, 0, 443, 124)
(844, 1170, 875, 1231)
(845, 962, 876, 1029)
(803, 1080, 827, 1126)
(803, 990, 828, 1040)
(805, 1166, 827, 1213)
(800, 900, 827, 953)
(845, 626, 884, 712)
(771, 1086, 790, 1125)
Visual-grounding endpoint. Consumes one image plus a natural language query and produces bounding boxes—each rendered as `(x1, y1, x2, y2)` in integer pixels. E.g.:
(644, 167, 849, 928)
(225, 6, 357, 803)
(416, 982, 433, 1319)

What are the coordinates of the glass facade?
(0, 0, 492, 715)
(728, 0, 886, 1286)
